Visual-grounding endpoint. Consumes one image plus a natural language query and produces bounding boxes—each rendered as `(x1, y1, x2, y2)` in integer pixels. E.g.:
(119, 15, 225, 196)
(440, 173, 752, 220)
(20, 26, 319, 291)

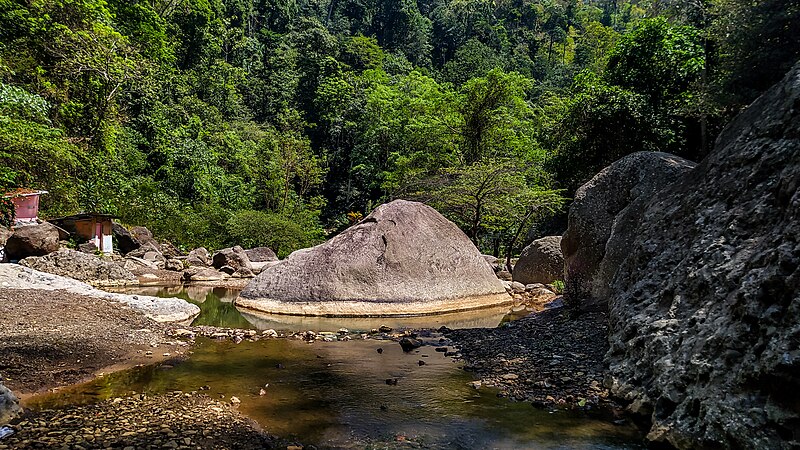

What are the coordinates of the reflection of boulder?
(19, 249, 137, 287)
(5, 222, 60, 260)
(237, 200, 510, 316)
(512, 236, 563, 285)
(562, 151, 696, 310)
(606, 63, 800, 449)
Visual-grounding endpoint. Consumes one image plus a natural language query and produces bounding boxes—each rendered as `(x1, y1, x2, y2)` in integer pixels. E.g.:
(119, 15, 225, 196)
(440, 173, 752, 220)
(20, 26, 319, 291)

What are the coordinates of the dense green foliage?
(1, 0, 796, 251)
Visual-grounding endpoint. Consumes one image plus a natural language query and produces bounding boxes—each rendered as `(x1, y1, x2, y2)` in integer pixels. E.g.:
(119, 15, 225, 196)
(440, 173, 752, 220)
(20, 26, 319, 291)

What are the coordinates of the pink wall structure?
(3, 189, 48, 225)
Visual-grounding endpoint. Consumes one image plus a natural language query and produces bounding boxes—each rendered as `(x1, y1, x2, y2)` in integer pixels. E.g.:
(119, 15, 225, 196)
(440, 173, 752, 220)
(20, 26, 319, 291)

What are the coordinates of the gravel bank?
(446, 306, 618, 411)
(0, 392, 279, 449)
(0, 289, 186, 394)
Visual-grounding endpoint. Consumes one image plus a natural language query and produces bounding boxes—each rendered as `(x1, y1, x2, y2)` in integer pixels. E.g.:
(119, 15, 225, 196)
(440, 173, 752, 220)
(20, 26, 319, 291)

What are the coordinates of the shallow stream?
(25, 286, 643, 449)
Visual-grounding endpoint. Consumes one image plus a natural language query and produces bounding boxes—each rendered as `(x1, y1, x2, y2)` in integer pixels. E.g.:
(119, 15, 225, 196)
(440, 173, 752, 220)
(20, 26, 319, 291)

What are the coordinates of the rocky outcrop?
(244, 247, 278, 262)
(0, 380, 20, 425)
(182, 266, 227, 282)
(562, 152, 696, 310)
(212, 246, 253, 273)
(605, 62, 800, 449)
(513, 236, 564, 285)
(0, 264, 199, 324)
(237, 200, 511, 316)
(186, 247, 211, 267)
(130, 226, 157, 246)
(4, 222, 60, 260)
(112, 222, 139, 254)
(19, 249, 137, 287)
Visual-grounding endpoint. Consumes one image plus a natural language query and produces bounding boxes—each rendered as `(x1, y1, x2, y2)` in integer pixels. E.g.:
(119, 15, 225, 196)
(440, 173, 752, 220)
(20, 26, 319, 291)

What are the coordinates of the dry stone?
(245, 247, 278, 262)
(19, 249, 137, 287)
(212, 246, 253, 272)
(562, 151, 696, 310)
(512, 236, 564, 285)
(5, 222, 60, 260)
(605, 62, 800, 449)
(237, 200, 511, 316)
(0, 381, 20, 425)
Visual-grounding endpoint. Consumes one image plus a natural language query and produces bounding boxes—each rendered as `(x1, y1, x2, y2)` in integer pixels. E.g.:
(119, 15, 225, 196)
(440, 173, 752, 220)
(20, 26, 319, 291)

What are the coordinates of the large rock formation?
(605, 63, 800, 448)
(19, 249, 137, 287)
(4, 222, 60, 260)
(112, 222, 139, 254)
(562, 151, 696, 310)
(245, 247, 278, 262)
(237, 200, 511, 316)
(512, 236, 564, 285)
(212, 246, 253, 272)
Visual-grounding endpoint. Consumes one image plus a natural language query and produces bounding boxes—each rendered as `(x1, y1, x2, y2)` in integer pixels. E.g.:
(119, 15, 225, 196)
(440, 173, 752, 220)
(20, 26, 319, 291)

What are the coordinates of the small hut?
(3, 189, 48, 225)
(49, 213, 118, 254)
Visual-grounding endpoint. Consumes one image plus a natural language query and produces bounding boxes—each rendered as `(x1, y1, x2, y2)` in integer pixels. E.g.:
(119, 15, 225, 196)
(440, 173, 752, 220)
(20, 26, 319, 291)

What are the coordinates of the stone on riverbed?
(0, 381, 20, 425)
(236, 200, 511, 316)
(0, 264, 199, 324)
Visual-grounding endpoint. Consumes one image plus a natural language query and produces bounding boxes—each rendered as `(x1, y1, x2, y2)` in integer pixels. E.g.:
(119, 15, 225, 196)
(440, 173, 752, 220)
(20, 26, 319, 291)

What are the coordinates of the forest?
(1, 0, 798, 256)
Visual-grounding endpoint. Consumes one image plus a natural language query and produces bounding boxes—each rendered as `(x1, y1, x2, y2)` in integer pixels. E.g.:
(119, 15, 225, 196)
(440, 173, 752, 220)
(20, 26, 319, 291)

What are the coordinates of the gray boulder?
(237, 200, 510, 316)
(605, 62, 800, 449)
(129, 226, 156, 246)
(562, 151, 696, 310)
(5, 222, 60, 260)
(0, 381, 20, 425)
(212, 246, 252, 272)
(111, 222, 139, 254)
(513, 236, 564, 285)
(245, 247, 278, 262)
(19, 249, 137, 287)
(182, 266, 227, 282)
(186, 247, 211, 267)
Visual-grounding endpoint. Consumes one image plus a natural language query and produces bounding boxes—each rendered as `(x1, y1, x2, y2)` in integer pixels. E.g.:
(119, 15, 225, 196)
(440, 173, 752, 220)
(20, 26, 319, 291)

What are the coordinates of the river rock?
(605, 62, 800, 449)
(513, 236, 564, 285)
(562, 151, 696, 310)
(0, 381, 20, 425)
(183, 266, 227, 282)
(237, 200, 511, 316)
(245, 247, 278, 262)
(130, 226, 157, 246)
(19, 249, 137, 287)
(212, 246, 253, 272)
(186, 247, 211, 267)
(165, 258, 183, 271)
(4, 222, 60, 260)
(112, 222, 139, 254)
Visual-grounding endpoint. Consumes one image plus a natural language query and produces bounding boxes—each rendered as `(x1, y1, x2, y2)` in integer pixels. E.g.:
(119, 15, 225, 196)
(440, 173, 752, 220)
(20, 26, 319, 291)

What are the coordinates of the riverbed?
(18, 286, 643, 449)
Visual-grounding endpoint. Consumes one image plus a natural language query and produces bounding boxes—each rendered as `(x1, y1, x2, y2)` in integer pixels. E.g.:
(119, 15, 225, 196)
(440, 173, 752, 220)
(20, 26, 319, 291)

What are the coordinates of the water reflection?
(25, 338, 643, 449)
(108, 284, 546, 333)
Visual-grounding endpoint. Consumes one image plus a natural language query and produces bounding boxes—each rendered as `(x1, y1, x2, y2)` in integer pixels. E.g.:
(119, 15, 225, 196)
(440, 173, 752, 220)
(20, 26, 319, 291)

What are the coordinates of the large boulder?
(129, 226, 157, 246)
(186, 247, 211, 267)
(562, 151, 696, 310)
(212, 246, 252, 272)
(245, 247, 278, 262)
(4, 222, 60, 260)
(605, 63, 800, 449)
(111, 222, 139, 254)
(236, 200, 511, 316)
(0, 381, 20, 425)
(513, 236, 564, 285)
(19, 249, 137, 287)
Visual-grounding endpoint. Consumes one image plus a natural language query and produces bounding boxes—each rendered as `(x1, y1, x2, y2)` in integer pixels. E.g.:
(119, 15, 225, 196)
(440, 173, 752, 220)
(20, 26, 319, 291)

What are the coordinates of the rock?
(0, 264, 199, 323)
(19, 249, 137, 287)
(5, 222, 60, 260)
(512, 236, 564, 285)
(562, 151, 696, 310)
(606, 63, 800, 449)
(182, 266, 227, 282)
(78, 241, 98, 254)
(159, 242, 182, 258)
(123, 256, 159, 271)
(509, 281, 526, 294)
(212, 246, 253, 272)
(237, 200, 511, 316)
(129, 226, 156, 246)
(112, 223, 139, 254)
(250, 260, 281, 274)
(232, 267, 254, 278)
(0, 382, 20, 425)
(244, 247, 278, 262)
(186, 247, 211, 267)
(0, 226, 12, 246)
(399, 337, 422, 352)
(496, 270, 512, 281)
(126, 240, 161, 259)
(165, 258, 183, 272)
